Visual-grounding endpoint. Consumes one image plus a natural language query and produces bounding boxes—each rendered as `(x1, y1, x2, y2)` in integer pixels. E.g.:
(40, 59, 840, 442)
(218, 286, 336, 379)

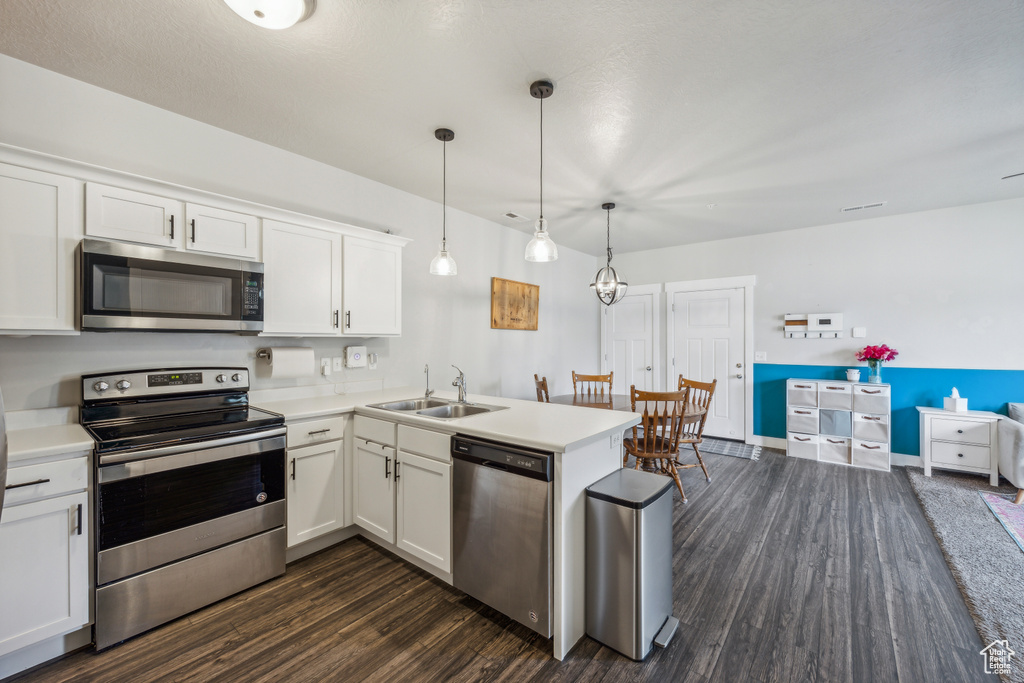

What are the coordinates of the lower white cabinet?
(353, 437, 396, 543)
(286, 417, 346, 548)
(0, 465, 89, 658)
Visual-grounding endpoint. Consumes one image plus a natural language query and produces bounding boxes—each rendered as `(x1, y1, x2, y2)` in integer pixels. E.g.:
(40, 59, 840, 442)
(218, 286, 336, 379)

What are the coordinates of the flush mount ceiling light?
(525, 80, 558, 262)
(429, 128, 457, 276)
(223, 0, 315, 29)
(590, 203, 628, 306)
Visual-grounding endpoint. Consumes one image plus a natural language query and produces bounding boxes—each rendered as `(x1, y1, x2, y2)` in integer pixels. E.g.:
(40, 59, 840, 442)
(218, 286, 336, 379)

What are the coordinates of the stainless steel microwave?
(80, 239, 264, 333)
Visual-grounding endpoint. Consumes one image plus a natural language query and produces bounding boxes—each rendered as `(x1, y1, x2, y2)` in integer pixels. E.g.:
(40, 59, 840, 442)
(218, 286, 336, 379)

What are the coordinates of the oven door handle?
(98, 429, 286, 482)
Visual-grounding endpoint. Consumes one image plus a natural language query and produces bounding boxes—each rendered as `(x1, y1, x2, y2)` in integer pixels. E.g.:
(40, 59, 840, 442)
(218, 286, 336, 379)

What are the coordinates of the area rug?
(907, 468, 1024, 683)
(981, 492, 1024, 554)
(686, 437, 761, 461)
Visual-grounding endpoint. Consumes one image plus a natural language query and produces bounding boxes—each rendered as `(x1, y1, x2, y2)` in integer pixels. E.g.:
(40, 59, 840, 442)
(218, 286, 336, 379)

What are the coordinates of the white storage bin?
(818, 383, 853, 410)
(819, 437, 850, 465)
(851, 439, 889, 471)
(787, 432, 819, 460)
(852, 385, 890, 414)
(787, 380, 817, 407)
(852, 412, 889, 442)
(786, 406, 819, 434)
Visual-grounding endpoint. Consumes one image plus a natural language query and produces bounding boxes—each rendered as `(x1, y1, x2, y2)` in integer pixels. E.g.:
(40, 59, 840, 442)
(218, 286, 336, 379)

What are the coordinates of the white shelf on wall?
(786, 379, 891, 471)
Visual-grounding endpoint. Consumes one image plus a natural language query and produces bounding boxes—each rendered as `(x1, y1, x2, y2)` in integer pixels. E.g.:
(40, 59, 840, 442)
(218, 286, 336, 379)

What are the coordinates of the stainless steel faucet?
(451, 365, 467, 403)
(424, 364, 433, 399)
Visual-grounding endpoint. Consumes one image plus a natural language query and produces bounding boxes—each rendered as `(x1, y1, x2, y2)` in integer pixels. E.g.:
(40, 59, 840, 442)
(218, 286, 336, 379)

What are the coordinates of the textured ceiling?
(1, 0, 1022, 256)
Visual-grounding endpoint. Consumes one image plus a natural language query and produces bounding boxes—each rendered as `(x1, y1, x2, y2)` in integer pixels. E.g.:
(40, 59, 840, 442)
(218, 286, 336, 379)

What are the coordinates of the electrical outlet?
(368, 353, 378, 370)
(320, 358, 331, 376)
(754, 351, 767, 362)
(332, 357, 344, 372)
(610, 431, 622, 448)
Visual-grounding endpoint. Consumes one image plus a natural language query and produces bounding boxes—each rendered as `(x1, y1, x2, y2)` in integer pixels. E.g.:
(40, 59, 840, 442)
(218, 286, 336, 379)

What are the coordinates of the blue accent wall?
(753, 364, 1024, 456)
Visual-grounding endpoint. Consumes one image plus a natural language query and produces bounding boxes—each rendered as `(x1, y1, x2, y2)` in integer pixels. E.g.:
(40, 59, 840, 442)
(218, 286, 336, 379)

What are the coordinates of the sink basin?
(415, 402, 508, 420)
(370, 397, 451, 412)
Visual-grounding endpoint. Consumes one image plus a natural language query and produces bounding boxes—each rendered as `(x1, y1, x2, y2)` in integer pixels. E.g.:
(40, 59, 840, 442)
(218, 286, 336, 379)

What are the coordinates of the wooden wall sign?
(491, 277, 539, 330)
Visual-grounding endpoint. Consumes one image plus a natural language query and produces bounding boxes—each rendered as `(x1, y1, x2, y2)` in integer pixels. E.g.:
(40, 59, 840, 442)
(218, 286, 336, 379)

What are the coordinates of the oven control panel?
(83, 367, 250, 401)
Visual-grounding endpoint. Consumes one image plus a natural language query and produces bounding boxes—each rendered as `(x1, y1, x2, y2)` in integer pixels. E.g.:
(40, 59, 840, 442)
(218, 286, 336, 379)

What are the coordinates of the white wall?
(0, 55, 599, 410)
(613, 197, 1024, 370)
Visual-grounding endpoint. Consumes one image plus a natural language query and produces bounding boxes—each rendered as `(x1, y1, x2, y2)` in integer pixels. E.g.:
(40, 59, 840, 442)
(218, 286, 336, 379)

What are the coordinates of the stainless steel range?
(81, 367, 286, 649)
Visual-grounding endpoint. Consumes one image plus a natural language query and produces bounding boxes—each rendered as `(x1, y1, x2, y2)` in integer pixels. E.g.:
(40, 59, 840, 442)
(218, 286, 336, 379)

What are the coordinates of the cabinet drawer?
(851, 440, 889, 471)
(818, 383, 853, 410)
(819, 437, 850, 465)
(787, 381, 817, 407)
(931, 441, 991, 469)
(354, 415, 396, 446)
(852, 385, 889, 413)
(786, 406, 819, 434)
(931, 418, 990, 445)
(787, 433, 819, 460)
(4, 457, 88, 506)
(853, 412, 889, 442)
(397, 425, 452, 463)
(287, 416, 346, 449)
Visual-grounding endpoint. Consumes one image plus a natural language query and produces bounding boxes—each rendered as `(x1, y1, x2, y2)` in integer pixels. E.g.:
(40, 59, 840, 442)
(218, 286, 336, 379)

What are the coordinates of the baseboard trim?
(750, 435, 787, 450)
(891, 452, 921, 468)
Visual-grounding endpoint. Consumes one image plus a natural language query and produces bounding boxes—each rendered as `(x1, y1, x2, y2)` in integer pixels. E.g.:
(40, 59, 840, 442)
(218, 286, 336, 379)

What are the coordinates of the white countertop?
(257, 386, 641, 453)
(7, 423, 93, 464)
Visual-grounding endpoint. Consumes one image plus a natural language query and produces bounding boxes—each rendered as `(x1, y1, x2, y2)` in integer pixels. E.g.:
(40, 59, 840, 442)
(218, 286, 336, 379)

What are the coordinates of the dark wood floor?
(12, 451, 988, 683)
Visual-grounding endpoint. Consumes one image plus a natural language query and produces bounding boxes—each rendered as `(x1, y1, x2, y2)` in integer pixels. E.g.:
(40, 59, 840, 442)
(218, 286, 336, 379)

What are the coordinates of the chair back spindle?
(534, 374, 550, 403)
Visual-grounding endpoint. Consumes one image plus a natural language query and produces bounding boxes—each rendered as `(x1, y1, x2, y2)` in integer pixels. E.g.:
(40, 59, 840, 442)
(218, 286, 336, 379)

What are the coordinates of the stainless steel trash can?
(586, 468, 679, 660)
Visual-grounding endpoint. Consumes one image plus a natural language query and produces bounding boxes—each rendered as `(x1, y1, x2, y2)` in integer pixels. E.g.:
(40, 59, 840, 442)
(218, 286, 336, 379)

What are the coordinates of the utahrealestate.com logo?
(981, 639, 1014, 676)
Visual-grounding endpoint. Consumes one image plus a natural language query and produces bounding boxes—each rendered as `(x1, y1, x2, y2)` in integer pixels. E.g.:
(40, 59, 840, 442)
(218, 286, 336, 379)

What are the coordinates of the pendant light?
(525, 80, 558, 262)
(591, 203, 628, 305)
(429, 128, 457, 276)
(223, 0, 315, 29)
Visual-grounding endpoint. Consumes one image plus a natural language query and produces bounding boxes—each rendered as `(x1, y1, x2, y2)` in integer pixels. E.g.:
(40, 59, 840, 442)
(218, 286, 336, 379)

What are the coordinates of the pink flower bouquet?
(856, 344, 899, 363)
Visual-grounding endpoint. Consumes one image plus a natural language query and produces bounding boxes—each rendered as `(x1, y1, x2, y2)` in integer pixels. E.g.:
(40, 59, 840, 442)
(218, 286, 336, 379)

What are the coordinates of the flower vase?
(867, 359, 883, 384)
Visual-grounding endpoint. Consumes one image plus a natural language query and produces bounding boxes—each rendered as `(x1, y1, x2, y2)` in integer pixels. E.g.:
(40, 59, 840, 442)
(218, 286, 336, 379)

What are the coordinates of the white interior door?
(667, 286, 745, 439)
(601, 285, 660, 393)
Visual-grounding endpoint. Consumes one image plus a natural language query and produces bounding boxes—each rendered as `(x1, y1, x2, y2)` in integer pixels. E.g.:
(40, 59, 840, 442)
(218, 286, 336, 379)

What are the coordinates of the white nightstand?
(917, 407, 1001, 486)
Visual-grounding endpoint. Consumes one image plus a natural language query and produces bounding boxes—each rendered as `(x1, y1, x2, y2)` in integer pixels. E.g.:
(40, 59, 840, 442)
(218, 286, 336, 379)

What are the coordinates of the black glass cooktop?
(85, 405, 284, 454)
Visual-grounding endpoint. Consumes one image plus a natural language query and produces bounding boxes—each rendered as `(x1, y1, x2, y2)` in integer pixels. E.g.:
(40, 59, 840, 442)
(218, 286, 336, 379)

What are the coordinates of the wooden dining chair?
(623, 385, 691, 501)
(675, 377, 718, 482)
(534, 374, 550, 403)
(572, 371, 613, 397)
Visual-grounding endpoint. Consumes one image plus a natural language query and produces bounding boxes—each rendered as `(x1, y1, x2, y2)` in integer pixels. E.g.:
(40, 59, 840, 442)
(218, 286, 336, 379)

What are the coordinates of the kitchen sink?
(416, 403, 506, 419)
(370, 397, 452, 411)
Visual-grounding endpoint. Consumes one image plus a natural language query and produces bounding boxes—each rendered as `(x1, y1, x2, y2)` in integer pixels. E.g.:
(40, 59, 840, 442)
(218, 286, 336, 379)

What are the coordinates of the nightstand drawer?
(931, 441, 991, 469)
(932, 418, 990, 445)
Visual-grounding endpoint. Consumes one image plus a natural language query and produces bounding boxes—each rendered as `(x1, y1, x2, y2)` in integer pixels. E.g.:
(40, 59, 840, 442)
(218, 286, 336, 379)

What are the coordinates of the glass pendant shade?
(429, 243, 457, 276)
(525, 217, 558, 262)
(223, 0, 315, 29)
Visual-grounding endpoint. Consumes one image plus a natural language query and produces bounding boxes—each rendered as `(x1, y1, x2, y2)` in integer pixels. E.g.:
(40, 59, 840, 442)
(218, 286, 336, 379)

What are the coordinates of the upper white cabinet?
(342, 235, 402, 336)
(262, 219, 343, 336)
(184, 202, 258, 259)
(86, 183, 257, 259)
(85, 182, 180, 248)
(0, 163, 80, 334)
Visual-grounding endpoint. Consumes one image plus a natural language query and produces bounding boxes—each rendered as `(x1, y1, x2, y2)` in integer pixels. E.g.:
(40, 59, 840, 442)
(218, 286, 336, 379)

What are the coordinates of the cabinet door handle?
(190, 218, 196, 242)
(385, 456, 391, 479)
(957, 453, 965, 458)
(307, 428, 331, 436)
(794, 384, 813, 389)
(861, 444, 881, 450)
(169, 215, 175, 239)
(795, 410, 812, 415)
(957, 429, 964, 434)
(825, 386, 845, 390)
(334, 310, 339, 328)
(863, 416, 881, 421)
(827, 439, 844, 444)
(345, 311, 351, 329)
(861, 389, 882, 394)
(394, 461, 400, 482)
(76, 503, 83, 536)
(5, 478, 50, 490)
(794, 436, 810, 442)
(290, 459, 296, 480)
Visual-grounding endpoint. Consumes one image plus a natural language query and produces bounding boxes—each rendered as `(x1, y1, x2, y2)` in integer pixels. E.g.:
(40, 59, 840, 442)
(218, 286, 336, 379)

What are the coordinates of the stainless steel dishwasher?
(452, 434, 553, 638)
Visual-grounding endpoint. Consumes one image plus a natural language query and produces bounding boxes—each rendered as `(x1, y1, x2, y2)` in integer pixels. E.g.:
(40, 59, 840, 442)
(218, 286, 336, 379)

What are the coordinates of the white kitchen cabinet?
(262, 219, 342, 336)
(286, 416, 347, 548)
(0, 451, 89, 658)
(342, 235, 402, 336)
(353, 437, 396, 543)
(184, 203, 258, 259)
(0, 164, 80, 334)
(85, 182, 180, 248)
(396, 444, 452, 573)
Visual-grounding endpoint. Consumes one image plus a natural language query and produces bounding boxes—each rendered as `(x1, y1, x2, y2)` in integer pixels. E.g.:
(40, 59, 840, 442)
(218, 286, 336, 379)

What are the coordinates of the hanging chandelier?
(429, 128, 457, 276)
(524, 80, 558, 262)
(591, 202, 628, 305)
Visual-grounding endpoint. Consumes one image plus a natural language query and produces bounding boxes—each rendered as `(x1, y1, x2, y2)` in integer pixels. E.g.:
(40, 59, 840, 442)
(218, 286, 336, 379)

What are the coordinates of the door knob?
(646, 366, 652, 371)
(736, 374, 743, 379)
(736, 363, 743, 368)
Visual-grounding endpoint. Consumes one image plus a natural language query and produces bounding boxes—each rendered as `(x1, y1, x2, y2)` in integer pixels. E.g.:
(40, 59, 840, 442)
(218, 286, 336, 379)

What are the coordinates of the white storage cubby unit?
(786, 379, 891, 471)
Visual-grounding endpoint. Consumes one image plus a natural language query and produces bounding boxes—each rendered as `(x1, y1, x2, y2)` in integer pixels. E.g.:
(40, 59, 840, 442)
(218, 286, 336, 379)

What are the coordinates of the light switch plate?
(332, 357, 344, 372)
(754, 351, 767, 362)
(852, 327, 867, 338)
